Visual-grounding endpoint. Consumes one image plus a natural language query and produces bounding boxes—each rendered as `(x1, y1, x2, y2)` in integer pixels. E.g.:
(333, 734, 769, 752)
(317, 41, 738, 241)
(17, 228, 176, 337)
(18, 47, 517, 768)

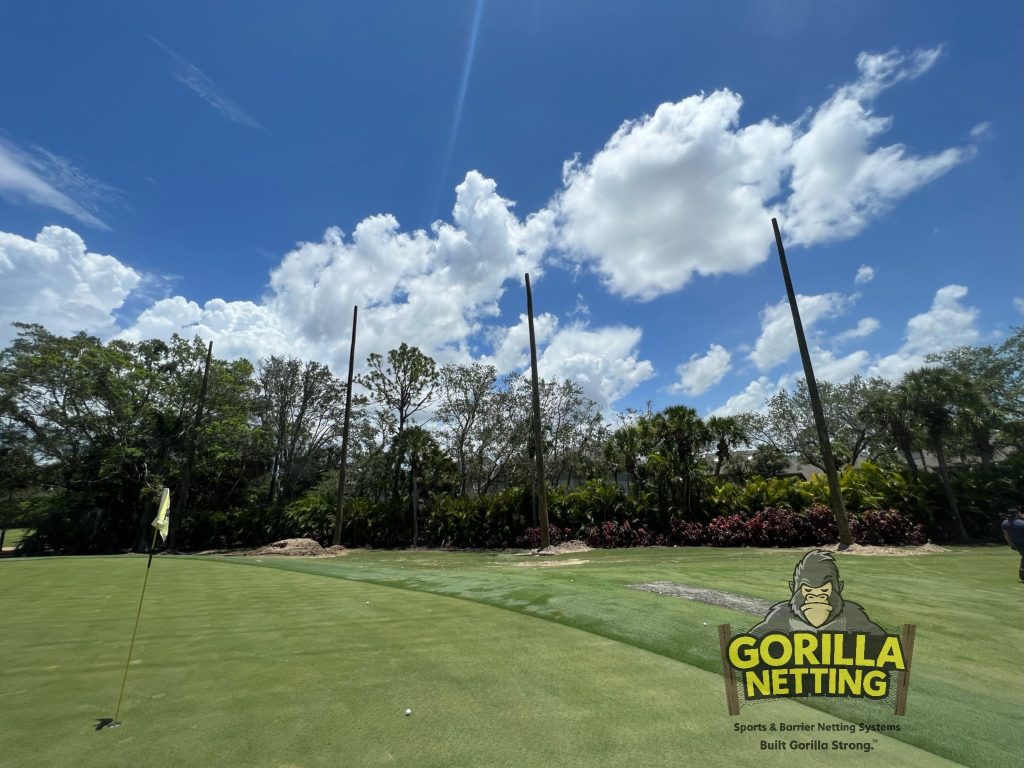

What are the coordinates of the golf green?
(1, 547, 1019, 767)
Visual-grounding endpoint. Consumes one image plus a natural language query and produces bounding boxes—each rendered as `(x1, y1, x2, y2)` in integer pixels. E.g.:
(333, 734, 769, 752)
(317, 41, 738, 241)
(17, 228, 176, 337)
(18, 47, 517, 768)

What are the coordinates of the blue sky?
(1, 0, 1020, 417)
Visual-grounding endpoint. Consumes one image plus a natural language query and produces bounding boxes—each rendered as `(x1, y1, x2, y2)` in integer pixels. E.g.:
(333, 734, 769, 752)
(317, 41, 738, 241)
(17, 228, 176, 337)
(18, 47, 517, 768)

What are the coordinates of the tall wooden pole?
(771, 219, 853, 549)
(333, 306, 358, 547)
(170, 340, 213, 551)
(525, 274, 551, 549)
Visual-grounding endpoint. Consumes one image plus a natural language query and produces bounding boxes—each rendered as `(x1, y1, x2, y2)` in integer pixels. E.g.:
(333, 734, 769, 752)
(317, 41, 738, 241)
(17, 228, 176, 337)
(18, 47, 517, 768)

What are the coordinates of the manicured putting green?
(1, 548, 1018, 767)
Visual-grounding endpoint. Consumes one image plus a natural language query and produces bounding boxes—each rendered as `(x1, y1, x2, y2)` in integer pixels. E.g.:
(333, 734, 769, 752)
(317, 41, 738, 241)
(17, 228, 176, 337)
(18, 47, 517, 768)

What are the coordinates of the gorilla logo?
(749, 550, 885, 636)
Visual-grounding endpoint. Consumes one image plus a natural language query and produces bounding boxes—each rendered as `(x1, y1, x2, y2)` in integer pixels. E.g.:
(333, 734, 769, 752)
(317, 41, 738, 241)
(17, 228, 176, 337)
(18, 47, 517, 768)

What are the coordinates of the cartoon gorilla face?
(788, 551, 845, 628)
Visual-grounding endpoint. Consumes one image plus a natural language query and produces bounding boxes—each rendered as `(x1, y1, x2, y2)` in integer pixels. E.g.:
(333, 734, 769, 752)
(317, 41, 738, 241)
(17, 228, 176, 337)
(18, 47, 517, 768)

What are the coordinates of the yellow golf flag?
(152, 488, 171, 542)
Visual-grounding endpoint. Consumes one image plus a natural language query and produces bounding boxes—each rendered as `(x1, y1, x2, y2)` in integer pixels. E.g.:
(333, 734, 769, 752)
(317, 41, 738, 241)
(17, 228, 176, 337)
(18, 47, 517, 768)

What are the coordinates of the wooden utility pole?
(333, 306, 358, 547)
(525, 274, 551, 549)
(170, 340, 213, 551)
(771, 219, 853, 549)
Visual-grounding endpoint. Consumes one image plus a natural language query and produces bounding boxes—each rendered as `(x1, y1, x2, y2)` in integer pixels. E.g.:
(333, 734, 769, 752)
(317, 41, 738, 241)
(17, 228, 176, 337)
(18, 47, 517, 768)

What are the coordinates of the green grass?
(1, 547, 1020, 767)
(1, 528, 29, 550)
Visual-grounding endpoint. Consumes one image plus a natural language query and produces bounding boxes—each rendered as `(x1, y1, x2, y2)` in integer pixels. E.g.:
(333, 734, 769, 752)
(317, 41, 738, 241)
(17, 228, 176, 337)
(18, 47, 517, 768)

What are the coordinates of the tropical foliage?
(2, 322, 1021, 553)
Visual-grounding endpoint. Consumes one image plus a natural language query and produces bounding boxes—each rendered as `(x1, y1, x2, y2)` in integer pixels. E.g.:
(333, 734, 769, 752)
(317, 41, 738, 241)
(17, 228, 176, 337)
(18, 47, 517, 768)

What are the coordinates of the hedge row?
(515, 504, 926, 549)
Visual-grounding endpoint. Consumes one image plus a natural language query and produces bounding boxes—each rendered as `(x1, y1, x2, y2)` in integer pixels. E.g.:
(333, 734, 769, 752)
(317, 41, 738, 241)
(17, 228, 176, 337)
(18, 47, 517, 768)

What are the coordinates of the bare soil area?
(822, 542, 950, 556)
(537, 540, 592, 555)
(197, 538, 353, 558)
(628, 581, 774, 615)
(506, 558, 590, 568)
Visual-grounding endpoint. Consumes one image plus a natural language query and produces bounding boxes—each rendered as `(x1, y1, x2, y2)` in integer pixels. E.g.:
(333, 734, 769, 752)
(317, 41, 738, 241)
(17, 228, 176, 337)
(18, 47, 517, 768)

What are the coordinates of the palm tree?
(650, 406, 712, 518)
(706, 415, 749, 477)
(604, 423, 642, 493)
(898, 368, 969, 542)
(861, 383, 922, 474)
(392, 425, 433, 545)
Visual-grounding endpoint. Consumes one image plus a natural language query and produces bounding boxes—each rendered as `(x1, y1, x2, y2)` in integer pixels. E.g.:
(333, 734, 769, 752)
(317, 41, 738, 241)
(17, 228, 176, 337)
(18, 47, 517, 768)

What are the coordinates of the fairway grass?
(1, 548, 1019, 767)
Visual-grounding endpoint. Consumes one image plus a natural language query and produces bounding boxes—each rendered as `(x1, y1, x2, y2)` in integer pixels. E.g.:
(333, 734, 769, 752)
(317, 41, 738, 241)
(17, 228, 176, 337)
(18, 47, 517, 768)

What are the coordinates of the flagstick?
(109, 525, 160, 727)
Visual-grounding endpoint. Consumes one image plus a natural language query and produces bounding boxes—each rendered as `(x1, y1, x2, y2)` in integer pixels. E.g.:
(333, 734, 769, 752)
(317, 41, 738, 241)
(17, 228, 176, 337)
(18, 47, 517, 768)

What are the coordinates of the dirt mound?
(537, 540, 592, 555)
(248, 538, 325, 557)
(822, 542, 950, 556)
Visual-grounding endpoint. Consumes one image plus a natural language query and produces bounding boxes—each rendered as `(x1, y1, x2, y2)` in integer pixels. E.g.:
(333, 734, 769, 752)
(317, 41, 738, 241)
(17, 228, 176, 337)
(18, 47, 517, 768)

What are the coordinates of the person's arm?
(1002, 521, 1013, 546)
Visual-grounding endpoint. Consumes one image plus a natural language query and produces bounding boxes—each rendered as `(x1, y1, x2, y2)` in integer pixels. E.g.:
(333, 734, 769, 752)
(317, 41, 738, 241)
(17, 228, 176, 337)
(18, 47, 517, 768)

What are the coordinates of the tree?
(706, 415, 750, 476)
(356, 344, 438, 505)
(748, 444, 789, 479)
(898, 367, 970, 541)
(436, 363, 498, 496)
(460, 373, 532, 496)
(925, 328, 1024, 462)
(535, 378, 607, 488)
(358, 344, 437, 436)
(257, 356, 347, 508)
(646, 405, 712, 519)
(605, 420, 642, 493)
(0, 326, 187, 551)
(750, 377, 888, 470)
(860, 378, 924, 472)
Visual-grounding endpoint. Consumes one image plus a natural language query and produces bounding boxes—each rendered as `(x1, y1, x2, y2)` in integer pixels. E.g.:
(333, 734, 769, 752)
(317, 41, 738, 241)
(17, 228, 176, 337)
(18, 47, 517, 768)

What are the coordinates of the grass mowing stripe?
(221, 547, 1020, 768)
(1, 556, 961, 768)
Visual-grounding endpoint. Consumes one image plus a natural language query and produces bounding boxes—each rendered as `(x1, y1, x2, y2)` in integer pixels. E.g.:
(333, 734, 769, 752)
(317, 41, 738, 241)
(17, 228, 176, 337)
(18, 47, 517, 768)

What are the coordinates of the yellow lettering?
(761, 634, 792, 667)
(793, 632, 818, 666)
(728, 636, 759, 670)
(745, 670, 771, 697)
(854, 634, 874, 667)
(790, 667, 807, 695)
(811, 667, 829, 691)
(833, 634, 854, 666)
(771, 668, 790, 695)
(863, 670, 888, 698)
(876, 637, 905, 670)
(838, 668, 861, 695)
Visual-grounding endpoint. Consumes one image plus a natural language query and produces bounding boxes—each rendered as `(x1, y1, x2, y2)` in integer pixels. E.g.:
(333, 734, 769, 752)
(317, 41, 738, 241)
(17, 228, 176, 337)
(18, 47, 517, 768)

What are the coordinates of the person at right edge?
(1001, 507, 1024, 583)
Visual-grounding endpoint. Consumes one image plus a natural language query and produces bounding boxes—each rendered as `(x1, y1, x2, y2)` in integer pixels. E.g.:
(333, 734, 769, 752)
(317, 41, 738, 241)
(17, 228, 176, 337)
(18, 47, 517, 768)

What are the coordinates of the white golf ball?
(703, 622, 708, 626)
(404, 708, 412, 716)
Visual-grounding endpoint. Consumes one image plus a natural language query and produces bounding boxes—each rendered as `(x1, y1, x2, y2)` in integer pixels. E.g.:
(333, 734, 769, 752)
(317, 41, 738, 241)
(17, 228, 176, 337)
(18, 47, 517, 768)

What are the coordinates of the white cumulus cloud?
(748, 292, 853, 372)
(709, 375, 781, 417)
(538, 323, 655, 411)
(120, 171, 555, 373)
(811, 347, 870, 383)
(553, 46, 974, 300)
(669, 343, 732, 396)
(868, 284, 980, 380)
(835, 317, 880, 342)
(555, 90, 793, 300)
(0, 226, 141, 345)
(854, 265, 875, 285)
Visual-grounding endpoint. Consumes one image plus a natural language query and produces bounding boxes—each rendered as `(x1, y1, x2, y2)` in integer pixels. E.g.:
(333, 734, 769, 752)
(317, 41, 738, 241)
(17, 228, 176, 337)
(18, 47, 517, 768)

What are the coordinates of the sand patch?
(629, 582, 773, 615)
(822, 543, 949, 556)
(506, 558, 590, 568)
